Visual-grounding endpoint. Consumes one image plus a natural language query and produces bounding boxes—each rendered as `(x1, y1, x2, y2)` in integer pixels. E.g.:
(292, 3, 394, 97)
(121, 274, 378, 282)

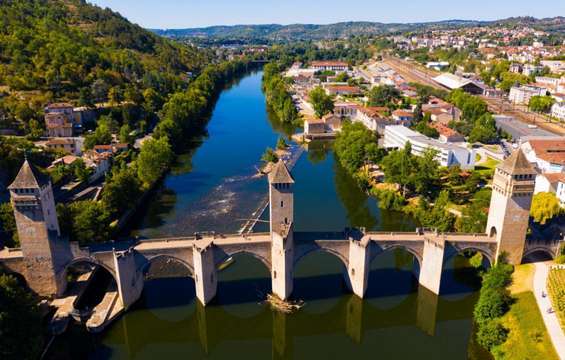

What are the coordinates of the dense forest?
(0, 0, 212, 135)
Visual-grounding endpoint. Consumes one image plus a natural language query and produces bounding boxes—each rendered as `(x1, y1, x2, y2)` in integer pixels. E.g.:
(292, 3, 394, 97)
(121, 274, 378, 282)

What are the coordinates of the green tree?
(382, 142, 416, 196)
(531, 192, 562, 225)
(334, 121, 383, 175)
(276, 137, 288, 150)
(0, 274, 42, 360)
(119, 123, 134, 144)
(57, 201, 112, 245)
(368, 85, 401, 107)
(309, 86, 334, 118)
(136, 137, 173, 188)
(261, 147, 279, 163)
(476, 320, 509, 350)
(84, 118, 113, 149)
(528, 96, 555, 113)
(469, 113, 499, 144)
(102, 167, 142, 216)
(0, 203, 18, 248)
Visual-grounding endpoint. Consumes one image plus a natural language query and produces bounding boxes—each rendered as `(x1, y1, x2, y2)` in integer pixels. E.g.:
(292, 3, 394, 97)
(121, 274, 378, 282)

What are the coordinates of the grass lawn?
(475, 156, 500, 178)
(509, 264, 534, 295)
(496, 292, 559, 360)
(548, 269, 565, 330)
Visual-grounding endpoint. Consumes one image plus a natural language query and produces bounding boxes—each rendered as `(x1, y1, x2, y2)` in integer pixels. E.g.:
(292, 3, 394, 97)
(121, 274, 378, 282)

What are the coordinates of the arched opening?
(522, 249, 554, 263)
(215, 252, 271, 315)
(441, 248, 492, 297)
(293, 250, 348, 312)
(141, 255, 196, 315)
(366, 247, 421, 309)
(64, 260, 118, 322)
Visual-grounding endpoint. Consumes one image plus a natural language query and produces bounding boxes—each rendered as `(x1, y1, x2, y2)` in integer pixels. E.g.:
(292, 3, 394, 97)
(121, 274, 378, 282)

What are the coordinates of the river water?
(49, 71, 490, 359)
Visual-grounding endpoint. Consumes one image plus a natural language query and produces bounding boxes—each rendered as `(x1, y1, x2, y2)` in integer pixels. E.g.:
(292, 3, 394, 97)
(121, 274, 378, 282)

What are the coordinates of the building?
(509, 63, 523, 73)
(334, 102, 358, 118)
(304, 118, 327, 135)
(430, 122, 465, 143)
(44, 137, 84, 156)
(354, 107, 388, 132)
(7, 158, 67, 295)
(523, 64, 544, 76)
(541, 60, 565, 74)
(426, 61, 450, 71)
(323, 85, 362, 96)
(392, 109, 415, 123)
(310, 61, 348, 72)
(433, 73, 484, 95)
(551, 102, 565, 121)
(520, 137, 565, 173)
(486, 150, 537, 264)
(383, 125, 475, 169)
(509, 85, 547, 105)
(44, 103, 76, 137)
(534, 172, 565, 206)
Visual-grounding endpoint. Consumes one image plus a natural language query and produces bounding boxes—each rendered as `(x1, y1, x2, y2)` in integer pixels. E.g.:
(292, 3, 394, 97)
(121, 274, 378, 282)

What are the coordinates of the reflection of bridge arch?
(522, 248, 556, 261)
(142, 254, 195, 277)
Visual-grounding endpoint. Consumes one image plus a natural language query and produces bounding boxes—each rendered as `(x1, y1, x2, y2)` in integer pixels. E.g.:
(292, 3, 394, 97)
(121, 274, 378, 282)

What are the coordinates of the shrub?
(477, 320, 509, 350)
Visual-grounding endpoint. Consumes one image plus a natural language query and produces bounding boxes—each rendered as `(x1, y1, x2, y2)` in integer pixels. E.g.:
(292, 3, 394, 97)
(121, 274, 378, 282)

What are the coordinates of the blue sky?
(89, 0, 565, 29)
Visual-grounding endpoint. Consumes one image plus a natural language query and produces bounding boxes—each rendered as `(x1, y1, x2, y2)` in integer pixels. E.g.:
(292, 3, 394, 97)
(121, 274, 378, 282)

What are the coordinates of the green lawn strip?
(495, 292, 559, 360)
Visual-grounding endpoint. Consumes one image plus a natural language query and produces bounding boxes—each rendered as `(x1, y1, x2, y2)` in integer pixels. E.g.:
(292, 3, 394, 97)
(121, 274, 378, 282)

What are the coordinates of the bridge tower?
(269, 160, 295, 300)
(486, 150, 536, 265)
(8, 158, 70, 296)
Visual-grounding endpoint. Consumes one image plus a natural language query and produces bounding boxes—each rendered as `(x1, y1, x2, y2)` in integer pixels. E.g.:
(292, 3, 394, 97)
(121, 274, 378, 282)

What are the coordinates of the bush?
(474, 288, 512, 324)
(373, 189, 406, 211)
(477, 320, 509, 350)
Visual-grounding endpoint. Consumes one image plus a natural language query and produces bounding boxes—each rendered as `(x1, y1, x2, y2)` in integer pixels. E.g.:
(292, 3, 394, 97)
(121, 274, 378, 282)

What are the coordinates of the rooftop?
(498, 149, 536, 175)
(8, 159, 51, 190)
(268, 160, 294, 184)
(527, 138, 565, 166)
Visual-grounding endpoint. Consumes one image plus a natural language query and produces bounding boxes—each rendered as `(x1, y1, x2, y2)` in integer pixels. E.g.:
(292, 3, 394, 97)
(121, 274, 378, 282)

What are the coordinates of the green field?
(495, 291, 558, 359)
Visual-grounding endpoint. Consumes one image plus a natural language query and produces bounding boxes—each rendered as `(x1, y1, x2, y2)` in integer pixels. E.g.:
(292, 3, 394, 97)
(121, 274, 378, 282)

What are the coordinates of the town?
(0, 1, 564, 359)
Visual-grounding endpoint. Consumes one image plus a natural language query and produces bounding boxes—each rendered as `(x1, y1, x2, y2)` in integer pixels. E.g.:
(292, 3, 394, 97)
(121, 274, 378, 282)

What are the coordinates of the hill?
(0, 0, 212, 135)
(151, 17, 565, 41)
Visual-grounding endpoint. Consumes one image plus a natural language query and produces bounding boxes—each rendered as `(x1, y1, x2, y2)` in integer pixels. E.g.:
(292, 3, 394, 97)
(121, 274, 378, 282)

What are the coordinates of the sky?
(89, 0, 565, 29)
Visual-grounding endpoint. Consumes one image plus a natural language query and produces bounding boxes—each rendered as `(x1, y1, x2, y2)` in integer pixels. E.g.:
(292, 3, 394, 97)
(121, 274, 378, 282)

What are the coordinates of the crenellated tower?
(8, 158, 69, 296)
(486, 150, 537, 264)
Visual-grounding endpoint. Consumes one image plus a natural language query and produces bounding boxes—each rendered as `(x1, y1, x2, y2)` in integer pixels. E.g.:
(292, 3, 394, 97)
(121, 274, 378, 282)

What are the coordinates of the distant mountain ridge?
(150, 17, 565, 41)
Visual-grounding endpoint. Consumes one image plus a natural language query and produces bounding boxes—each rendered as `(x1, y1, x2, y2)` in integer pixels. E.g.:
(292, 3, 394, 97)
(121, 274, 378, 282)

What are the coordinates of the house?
(93, 143, 129, 154)
(430, 123, 465, 143)
(44, 138, 84, 156)
(509, 63, 523, 73)
(433, 73, 484, 95)
(323, 85, 362, 96)
(44, 103, 76, 137)
(533, 173, 565, 206)
(509, 85, 547, 105)
(523, 64, 544, 76)
(354, 107, 388, 133)
(83, 150, 112, 183)
(551, 102, 565, 121)
(392, 109, 415, 123)
(304, 118, 327, 135)
(520, 137, 565, 173)
(383, 125, 475, 169)
(310, 61, 348, 72)
(333, 102, 358, 118)
(49, 155, 80, 169)
(540, 60, 565, 73)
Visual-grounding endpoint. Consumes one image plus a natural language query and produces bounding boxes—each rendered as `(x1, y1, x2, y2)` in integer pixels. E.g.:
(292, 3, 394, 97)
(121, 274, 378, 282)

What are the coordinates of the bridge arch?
(368, 243, 423, 269)
(64, 257, 118, 282)
(142, 254, 195, 279)
(294, 245, 349, 269)
(522, 247, 557, 262)
(217, 250, 271, 273)
(447, 245, 495, 267)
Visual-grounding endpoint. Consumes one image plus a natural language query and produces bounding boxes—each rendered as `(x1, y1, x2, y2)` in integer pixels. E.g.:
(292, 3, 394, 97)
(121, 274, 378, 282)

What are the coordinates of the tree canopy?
(309, 87, 334, 118)
(531, 192, 562, 225)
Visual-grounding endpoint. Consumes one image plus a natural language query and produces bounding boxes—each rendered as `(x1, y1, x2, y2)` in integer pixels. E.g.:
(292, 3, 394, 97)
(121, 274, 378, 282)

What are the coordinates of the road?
(533, 262, 565, 360)
(383, 56, 565, 137)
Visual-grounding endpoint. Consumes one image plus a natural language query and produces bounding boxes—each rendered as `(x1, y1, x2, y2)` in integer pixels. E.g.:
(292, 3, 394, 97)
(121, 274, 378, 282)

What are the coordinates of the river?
(48, 71, 490, 359)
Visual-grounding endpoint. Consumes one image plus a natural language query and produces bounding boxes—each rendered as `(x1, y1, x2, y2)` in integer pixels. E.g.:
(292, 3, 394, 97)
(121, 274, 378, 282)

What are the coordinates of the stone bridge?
(0, 156, 563, 328)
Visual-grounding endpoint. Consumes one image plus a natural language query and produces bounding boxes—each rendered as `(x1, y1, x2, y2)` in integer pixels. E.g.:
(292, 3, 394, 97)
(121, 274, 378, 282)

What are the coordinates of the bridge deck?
(133, 233, 272, 252)
(362, 232, 494, 244)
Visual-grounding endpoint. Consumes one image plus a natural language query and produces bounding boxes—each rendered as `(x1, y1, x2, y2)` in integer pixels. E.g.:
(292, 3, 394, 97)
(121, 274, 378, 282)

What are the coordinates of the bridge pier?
(193, 242, 217, 306)
(113, 249, 143, 309)
(345, 295, 364, 343)
(347, 240, 369, 299)
(418, 236, 445, 295)
(416, 286, 439, 336)
(271, 225, 294, 300)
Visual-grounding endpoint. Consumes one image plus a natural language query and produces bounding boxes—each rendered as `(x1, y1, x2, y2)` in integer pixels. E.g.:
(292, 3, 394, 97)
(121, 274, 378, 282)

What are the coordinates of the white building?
(433, 73, 484, 95)
(533, 173, 565, 206)
(383, 125, 475, 169)
(540, 60, 565, 73)
(310, 61, 348, 72)
(551, 102, 565, 121)
(520, 137, 565, 173)
(509, 85, 547, 105)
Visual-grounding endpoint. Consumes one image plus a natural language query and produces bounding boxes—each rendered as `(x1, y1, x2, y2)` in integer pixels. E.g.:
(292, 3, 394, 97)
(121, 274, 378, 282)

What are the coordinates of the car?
(547, 307, 555, 314)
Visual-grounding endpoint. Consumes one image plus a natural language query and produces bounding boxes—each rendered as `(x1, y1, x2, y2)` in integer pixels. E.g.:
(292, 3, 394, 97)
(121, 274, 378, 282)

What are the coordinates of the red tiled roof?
(528, 139, 565, 166)
(543, 172, 565, 185)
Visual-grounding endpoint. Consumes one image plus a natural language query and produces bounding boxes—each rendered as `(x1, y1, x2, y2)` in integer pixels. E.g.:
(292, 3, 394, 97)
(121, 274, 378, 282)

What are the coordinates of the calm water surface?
(50, 72, 489, 359)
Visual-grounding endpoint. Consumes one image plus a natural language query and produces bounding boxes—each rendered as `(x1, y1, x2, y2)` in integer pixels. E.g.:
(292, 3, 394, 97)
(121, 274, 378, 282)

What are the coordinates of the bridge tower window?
(284, 217, 288, 224)
(281, 201, 284, 207)
(273, 270, 277, 279)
